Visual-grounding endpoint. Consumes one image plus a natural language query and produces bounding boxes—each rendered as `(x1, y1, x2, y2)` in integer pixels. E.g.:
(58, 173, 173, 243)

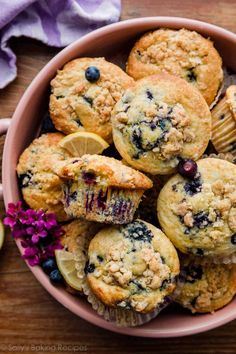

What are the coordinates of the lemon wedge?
(0, 220, 5, 249)
(55, 249, 82, 291)
(59, 132, 109, 157)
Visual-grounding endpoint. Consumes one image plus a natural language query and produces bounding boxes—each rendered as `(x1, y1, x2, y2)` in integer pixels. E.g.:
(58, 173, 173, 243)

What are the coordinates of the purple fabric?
(0, 0, 121, 89)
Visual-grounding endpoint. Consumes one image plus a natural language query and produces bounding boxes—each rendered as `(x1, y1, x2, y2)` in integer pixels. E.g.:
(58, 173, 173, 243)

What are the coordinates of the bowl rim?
(3, 16, 236, 338)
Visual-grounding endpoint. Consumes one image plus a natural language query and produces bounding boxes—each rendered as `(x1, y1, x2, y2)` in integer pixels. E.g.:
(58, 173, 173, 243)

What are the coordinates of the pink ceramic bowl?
(1, 17, 236, 338)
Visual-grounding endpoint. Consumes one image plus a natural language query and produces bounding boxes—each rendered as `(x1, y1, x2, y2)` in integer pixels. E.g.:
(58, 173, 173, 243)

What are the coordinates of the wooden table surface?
(0, 1, 236, 353)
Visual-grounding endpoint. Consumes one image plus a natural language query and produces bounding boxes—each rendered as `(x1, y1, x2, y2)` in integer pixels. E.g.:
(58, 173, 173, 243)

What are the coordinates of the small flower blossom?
(4, 202, 64, 266)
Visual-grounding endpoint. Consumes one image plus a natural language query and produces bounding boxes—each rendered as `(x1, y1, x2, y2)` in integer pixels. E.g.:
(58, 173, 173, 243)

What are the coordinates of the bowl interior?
(3, 17, 236, 337)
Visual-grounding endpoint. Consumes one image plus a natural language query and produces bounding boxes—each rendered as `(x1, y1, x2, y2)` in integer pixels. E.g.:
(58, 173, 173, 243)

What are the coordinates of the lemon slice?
(55, 249, 82, 291)
(59, 132, 109, 157)
(0, 220, 5, 249)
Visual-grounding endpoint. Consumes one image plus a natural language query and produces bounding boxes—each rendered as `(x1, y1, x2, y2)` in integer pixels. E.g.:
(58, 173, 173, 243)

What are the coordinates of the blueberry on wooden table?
(85, 66, 100, 82)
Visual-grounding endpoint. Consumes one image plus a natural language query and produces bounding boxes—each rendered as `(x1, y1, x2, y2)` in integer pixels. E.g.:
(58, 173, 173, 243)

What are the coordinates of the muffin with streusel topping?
(126, 28, 223, 106)
(17, 133, 71, 221)
(175, 255, 236, 313)
(85, 220, 180, 314)
(157, 158, 236, 259)
(49, 57, 134, 143)
(55, 155, 153, 224)
(112, 74, 211, 175)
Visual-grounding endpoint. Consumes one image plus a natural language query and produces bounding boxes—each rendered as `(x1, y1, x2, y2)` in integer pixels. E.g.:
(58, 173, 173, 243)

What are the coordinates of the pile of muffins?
(17, 28, 236, 326)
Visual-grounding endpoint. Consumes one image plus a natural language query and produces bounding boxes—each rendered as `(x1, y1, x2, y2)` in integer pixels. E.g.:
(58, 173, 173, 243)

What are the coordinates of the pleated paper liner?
(202, 152, 236, 164)
(210, 66, 236, 110)
(82, 273, 185, 327)
(211, 100, 236, 155)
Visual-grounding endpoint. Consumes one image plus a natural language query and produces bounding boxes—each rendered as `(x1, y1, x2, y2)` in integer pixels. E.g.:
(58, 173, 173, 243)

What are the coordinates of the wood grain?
(0, 1, 236, 353)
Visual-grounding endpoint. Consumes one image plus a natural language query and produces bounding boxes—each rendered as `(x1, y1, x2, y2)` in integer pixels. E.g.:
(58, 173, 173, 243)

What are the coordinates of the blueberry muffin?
(17, 133, 71, 221)
(86, 220, 180, 313)
(56, 155, 153, 224)
(157, 158, 236, 259)
(59, 220, 102, 292)
(175, 255, 236, 313)
(49, 57, 134, 143)
(126, 28, 223, 106)
(112, 74, 211, 175)
(211, 86, 236, 156)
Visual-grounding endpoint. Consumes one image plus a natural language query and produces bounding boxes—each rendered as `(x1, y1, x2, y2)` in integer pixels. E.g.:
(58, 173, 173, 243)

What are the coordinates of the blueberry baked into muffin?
(86, 220, 180, 314)
(157, 158, 236, 259)
(211, 85, 236, 156)
(175, 255, 236, 313)
(126, 28, 223, 106)
(17, 133, 71, 221)
(56, 155, 153, 224)
(49, 57, 134, 143)
(112, 74, 211, 174)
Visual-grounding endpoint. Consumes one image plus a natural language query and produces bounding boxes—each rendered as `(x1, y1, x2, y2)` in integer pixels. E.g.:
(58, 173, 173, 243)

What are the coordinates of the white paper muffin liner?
(82, 273, 185, 327)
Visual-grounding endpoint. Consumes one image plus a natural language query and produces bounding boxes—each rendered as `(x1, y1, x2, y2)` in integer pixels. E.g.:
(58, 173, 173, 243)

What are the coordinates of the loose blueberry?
(231, 234, 236, 244)
(49, 269, 63, 284)
(177, 159, 198, 179)
(85, 66, 100, 82)
(41, 258, 57, 275)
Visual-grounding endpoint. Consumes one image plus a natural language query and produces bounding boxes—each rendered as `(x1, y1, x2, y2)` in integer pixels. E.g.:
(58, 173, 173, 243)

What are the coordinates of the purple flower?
(12, 227, 26, 239)
(4, 202, 64, 267)
(21, 240, 40, 266)
(26, 226, 48, 243)
(42, 213, 58, 229)
(18, 209, 35, 225)
(43, 240, 63, 258)
(7, 201, 23, 216)
(3, 215, 17, 228)
(4, 201, 23, 227)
